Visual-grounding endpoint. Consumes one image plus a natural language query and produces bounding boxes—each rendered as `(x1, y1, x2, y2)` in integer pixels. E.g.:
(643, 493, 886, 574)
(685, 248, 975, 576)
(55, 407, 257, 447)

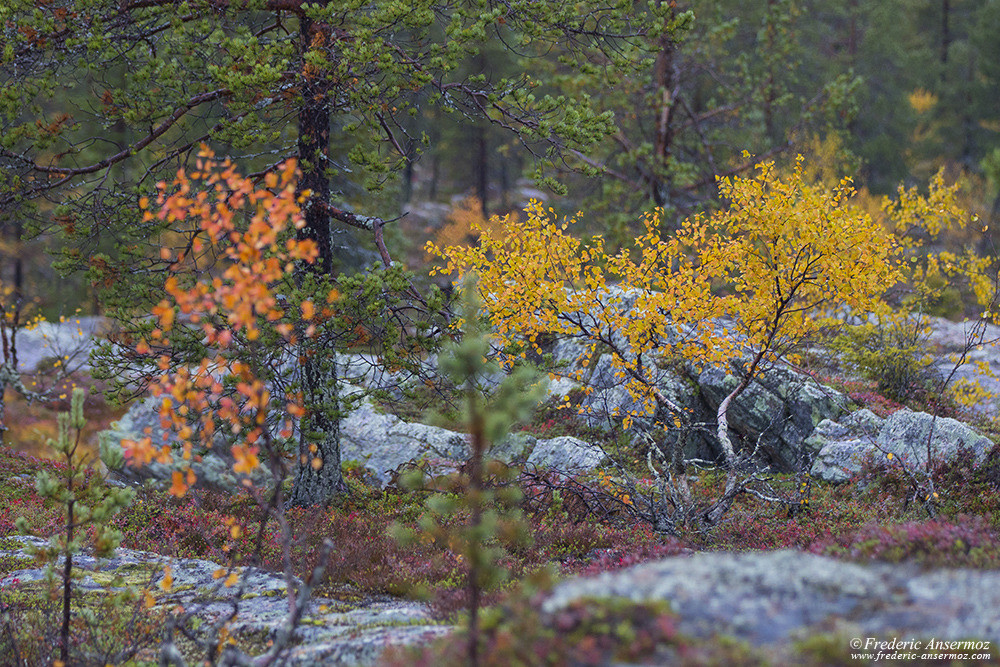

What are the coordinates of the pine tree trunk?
(288, 351, 345, 507)
(288, 13, 345, 507)
(652, 0, 676, 207)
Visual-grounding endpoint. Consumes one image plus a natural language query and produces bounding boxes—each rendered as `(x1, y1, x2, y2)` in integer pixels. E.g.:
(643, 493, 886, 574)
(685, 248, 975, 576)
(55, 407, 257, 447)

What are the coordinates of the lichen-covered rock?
(810, 442, 876, 483)
(546, 342, 715, 460)
(875, 409, 994, 469)
(579, 354, 695, 428)
(340, 401, 470, 484)
(698, 365, 843, 471)
(811, 408, 995, 482)
(807, 409, 884, 483)
(14, 316, 109, 373)
(545, 314, 841, 468)
(543, 550, 1000, 647)
(0, 535, 449, 666)
(805, 409, 883, 454)
(100, 392, 606, 490)
(100, 396, 272, 492)
(341, 401, 605, 484)
(526, 436, 606, 472)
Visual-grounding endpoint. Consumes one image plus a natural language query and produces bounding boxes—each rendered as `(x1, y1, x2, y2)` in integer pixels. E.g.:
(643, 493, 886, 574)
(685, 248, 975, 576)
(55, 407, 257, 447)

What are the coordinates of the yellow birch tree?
(429, 155, 901, 531)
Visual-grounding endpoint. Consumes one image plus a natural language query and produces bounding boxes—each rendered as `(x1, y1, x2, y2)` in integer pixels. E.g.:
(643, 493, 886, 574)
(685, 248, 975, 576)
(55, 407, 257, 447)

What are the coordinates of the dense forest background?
(1, 0, 999, 317)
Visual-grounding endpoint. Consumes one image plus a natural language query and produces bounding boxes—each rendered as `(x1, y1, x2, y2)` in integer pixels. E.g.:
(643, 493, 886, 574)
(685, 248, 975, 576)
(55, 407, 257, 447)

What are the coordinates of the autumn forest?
(3, 1, 1000, 665)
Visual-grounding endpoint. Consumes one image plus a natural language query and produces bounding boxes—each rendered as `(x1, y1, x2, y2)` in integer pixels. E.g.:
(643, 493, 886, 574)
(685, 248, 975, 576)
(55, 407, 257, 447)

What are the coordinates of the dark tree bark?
(651, 1, 676, 208)
(476, 124, 489, 219)
(941, 0, 951, 67)
(288, 12, 345, 507)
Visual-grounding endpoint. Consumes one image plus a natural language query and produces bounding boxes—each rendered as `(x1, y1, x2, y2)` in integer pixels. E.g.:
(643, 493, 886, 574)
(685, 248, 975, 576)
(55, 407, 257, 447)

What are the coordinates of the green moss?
(90, 567, 158, 588)
(0, 554, 33, 576)
(298, 617, 327, 627)
(0, 537, 29, 550)
(260, 587, 289, 597)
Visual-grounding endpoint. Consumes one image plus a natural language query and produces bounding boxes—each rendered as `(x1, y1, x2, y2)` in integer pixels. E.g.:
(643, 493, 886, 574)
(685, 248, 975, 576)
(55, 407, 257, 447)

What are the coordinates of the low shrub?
(381, 594, 692, 667)
(813, 515, 1000, 568)
(833, 317, 935, 403)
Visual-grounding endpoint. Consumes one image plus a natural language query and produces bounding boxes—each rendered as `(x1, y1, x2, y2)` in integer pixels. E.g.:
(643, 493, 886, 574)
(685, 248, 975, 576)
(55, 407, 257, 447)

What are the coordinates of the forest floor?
(4, 369, 1000, 665)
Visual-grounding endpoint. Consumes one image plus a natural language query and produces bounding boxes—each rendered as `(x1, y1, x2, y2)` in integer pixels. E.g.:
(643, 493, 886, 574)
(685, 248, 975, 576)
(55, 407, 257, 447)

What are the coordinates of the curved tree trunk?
(704, 348, 767, 525)
(704, 379, 745, 525)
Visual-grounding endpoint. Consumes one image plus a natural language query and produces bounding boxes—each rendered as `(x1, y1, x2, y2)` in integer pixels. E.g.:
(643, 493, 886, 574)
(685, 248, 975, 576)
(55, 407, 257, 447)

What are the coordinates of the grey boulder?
(544, 549, 1000, 647)
(811, 408, 995, 482)
(341, 401, 606, 484)
(99, 396, 274, 492)
(698, 364, 844, 471)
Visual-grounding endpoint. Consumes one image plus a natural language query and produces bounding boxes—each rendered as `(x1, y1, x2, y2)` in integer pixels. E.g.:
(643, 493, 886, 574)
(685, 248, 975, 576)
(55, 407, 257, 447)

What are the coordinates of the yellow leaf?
(160, 566, 173, 592)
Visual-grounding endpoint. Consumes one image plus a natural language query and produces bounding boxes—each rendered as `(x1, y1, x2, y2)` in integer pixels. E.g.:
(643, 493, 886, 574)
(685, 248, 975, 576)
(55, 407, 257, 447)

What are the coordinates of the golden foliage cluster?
(429, 155, 901, 428)
(430, 196, 517, 251)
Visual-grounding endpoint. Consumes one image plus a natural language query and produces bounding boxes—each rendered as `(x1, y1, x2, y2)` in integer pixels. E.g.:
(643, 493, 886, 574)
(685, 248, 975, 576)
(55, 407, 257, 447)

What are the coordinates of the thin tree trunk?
(476, 124, 489, 219)
(402, 157, 414, 207)
(466, 392, 485, 667)
(651, 0, 676, 207)
(940, 0, 951, 67)
(12, 220, 22, 306)
(763, 0, 777, 144)
(847, 0, 858, 63)
(474, 51, 489, 219)
(705, 348, 768, 525)
(62, 459, 75, 663)
(499, 153, 510, 211)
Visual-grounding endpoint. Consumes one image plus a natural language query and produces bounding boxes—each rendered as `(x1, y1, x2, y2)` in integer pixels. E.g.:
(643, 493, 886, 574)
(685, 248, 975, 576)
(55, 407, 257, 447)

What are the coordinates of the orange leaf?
(169, 470, 188, 498)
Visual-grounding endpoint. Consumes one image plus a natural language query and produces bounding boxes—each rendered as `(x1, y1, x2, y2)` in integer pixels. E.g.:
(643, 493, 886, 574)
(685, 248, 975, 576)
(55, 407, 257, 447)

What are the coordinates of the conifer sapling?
(16, 388, 136, 664)
(393, 275, 546, 666)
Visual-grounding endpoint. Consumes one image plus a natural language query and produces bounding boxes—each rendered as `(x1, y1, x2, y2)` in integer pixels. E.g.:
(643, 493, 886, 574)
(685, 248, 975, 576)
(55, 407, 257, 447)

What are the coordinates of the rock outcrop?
(102, 396, 608, 490)
(340, 401, 606, 484)
(697, 364, 843, 471)
(13, 316, 109, 373)
(99, 396, 274, 492)
(92, 299, 1000, 490)
(0, 535, 450, 666)
(544, 549, 1000, 648)
(545, 327, 845, 469)
(811, 408, 995, 482)
(10, 535, 1000, 662)
(807, 409, 885, 483)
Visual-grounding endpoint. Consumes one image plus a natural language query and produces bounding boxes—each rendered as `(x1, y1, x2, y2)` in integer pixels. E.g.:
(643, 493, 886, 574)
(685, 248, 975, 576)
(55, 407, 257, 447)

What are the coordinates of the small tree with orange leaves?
(118, 149, 345, 662)
(123, 148, 336, 505)
(430, 156, 900, 533)
(105, 146, 448, 507)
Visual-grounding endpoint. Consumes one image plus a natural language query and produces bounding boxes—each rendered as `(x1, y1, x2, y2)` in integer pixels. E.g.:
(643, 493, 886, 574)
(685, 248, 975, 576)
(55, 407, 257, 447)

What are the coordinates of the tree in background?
(537, 0, 863, 238)
(524, 0, 999, 240)
(814, 0, 1000, 189)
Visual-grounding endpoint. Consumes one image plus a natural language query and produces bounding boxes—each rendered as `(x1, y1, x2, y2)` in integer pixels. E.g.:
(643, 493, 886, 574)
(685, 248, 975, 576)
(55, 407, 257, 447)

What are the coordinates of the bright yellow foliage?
(429, 155, 901, 426)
